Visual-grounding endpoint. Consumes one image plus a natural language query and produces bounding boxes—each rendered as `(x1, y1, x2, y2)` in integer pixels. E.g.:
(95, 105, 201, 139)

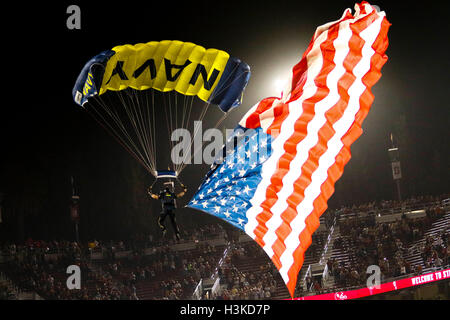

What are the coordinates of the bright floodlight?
(274, 78, 284, 93)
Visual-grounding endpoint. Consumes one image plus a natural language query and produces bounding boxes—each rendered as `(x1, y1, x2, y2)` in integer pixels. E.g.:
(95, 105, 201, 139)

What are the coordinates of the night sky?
(1, 1, 449, 241)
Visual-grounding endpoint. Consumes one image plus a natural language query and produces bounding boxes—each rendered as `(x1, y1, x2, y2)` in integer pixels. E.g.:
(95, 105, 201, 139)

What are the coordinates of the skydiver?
(147, 182, 187, 241)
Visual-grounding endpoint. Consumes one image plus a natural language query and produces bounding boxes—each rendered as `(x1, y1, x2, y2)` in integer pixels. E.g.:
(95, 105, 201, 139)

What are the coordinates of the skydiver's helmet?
(163, 181, 174, 193)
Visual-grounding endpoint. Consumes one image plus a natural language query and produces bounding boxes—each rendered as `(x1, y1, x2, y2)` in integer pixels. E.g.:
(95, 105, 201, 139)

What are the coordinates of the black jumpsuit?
(157, 190, 181, 240)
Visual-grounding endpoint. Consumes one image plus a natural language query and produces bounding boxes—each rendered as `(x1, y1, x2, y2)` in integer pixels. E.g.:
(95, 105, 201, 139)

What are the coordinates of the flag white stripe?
(278, 13, 385, 283)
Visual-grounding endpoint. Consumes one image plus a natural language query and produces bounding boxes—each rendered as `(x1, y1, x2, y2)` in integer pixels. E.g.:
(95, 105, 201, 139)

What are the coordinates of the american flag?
(188, 2, 390, 298)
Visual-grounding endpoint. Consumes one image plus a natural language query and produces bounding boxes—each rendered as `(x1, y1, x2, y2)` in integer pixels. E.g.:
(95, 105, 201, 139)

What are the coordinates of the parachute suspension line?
(174, 91, 178, 140)
(176, 99, 213, 175)
(142, 88, 157, 171)
(183, 96, 195, 141)
(172, 91, 179, 170)
(163, 91, 175, 169)
(173, 91, 181, 175)
(144, 88, 157, 173)
(139, 88, 152, 169)
(173, 95, 195, 175)
(123, 89, 152, 170)
(177, 108, 229, 174)
(177, 65, 248, 174)
(180, 93, 188, 138)
(99, 91, 156, 175)
(101, 89, 155, 175)
(87, 95, 156, 176)
(177, 93, 194, 174)
(116, 88, 155, 175)
(90, 94, 145, 166)
(134, 87, 156, 172)
(151, 89, 157, 172)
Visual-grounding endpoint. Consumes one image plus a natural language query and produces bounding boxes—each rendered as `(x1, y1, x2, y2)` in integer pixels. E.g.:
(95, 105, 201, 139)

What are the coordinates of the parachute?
(72, 40, 250, 178)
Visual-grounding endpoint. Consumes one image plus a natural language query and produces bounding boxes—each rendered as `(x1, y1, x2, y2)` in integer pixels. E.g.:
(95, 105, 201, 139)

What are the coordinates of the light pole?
(0, 192, 3, 225)
(70, 176, 80, 243)
(388, 134, 402, 205)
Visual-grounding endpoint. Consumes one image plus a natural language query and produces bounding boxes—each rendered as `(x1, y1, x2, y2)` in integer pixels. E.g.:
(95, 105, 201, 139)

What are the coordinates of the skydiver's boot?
(158, 214, 167, 237)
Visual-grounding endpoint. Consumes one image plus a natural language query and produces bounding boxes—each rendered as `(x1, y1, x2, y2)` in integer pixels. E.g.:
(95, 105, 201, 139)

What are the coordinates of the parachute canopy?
(72, 40, 250, 177)
(73, 40, 250, 112)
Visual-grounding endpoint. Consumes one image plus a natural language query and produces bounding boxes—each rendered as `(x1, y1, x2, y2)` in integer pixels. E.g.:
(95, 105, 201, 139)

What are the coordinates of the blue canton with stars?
(187, 125, 274, 231)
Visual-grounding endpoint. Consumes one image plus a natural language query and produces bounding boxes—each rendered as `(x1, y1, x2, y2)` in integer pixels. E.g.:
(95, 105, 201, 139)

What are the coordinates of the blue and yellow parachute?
(72, 40, 250, 177)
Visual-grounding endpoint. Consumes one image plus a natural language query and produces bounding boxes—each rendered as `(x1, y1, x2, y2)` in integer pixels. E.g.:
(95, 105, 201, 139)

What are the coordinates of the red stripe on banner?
(265, 101, 289, 136)
(244, 97, 278, 129)
(289, 36, 315, 103)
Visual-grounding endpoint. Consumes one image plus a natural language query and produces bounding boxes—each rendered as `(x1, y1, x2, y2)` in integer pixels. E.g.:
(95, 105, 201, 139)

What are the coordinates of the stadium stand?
(0, 194, 448, 300)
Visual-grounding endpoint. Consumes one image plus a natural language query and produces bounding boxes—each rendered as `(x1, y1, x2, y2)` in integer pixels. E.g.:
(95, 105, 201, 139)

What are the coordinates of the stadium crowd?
(0, 194, 448, 300)
(0, 223, 229, 300)
(330, 194, 449, 218)
(0, 240, 131, 300)
(0, 281, 16, 300)
(322, 203, 448, 292)
(102, 241, 222, 299)
(213, 242, 280, 299)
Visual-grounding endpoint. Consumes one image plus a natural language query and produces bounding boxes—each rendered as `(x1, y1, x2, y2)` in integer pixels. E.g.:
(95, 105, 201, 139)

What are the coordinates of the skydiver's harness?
(159, 190, 177, 209)
(148, 170, 185, 193)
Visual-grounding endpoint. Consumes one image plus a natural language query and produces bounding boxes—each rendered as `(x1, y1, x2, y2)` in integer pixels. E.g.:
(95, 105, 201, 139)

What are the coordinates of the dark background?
(1, 1, 449, 242)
